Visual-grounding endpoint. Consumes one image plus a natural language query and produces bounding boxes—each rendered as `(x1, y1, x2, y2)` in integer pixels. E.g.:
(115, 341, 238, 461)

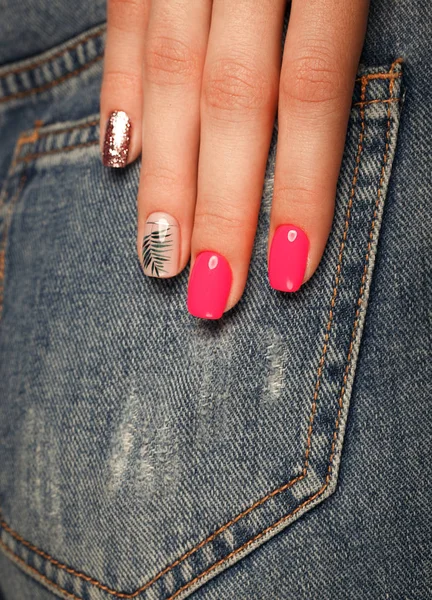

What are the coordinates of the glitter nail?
(102, 110, 131, 168)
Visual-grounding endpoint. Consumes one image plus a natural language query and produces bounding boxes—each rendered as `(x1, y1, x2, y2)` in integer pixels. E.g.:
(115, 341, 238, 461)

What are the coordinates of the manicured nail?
(269, 225, 309, 292)
(103, 110, 131, 168)
(187, 251, 232, 319)
(142, 212, 180, 278)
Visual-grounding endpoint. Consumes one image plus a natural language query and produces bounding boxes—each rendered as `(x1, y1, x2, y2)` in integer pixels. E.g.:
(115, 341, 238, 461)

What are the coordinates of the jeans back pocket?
(0, 61, 403, 600)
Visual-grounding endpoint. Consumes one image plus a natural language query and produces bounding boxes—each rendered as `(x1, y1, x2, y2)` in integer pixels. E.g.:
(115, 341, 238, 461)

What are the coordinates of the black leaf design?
(142, 227, 173, 277)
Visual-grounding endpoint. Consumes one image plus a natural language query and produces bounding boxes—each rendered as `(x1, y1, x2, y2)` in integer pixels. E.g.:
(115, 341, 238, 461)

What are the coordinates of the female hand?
(100, 0, 369, 319)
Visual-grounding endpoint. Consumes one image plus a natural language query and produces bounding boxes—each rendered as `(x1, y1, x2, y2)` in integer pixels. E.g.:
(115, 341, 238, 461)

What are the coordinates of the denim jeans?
(0, 1, 430, 599)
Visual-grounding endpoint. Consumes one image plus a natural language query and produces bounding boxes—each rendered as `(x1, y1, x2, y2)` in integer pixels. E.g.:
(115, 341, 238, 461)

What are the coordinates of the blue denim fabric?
(0, 1, 430, 600)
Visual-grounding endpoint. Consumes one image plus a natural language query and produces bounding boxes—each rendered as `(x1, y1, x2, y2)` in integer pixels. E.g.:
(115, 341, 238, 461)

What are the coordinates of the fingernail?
(187, 251, 232, 320)
(102, 110, 131, 168)
(142, 212, 180, 278)
(269, 225, 309, 292)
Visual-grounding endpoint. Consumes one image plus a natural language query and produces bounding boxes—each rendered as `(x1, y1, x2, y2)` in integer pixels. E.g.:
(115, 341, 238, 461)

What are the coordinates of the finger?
(268, 0, 369, 292)
(137, 0, 211, 277)
(100, 0, 149, 167)
(187, 0, 286, 319)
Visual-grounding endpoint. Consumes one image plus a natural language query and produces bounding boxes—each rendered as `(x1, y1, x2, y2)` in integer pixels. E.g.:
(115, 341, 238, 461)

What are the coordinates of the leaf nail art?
(142, 213, 180, 278)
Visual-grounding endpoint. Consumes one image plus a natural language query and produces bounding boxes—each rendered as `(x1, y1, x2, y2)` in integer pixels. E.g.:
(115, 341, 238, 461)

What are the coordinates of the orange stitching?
(0, 63, 400, 599)
(353, 98, 399, 108)
(355, 72, 402, 82)
(1, 484, 326, 600)
(0, 54, 103, 105)
(0, 25, 106, 79)
(0, 485, 328, 600)
(0, 539, 81, 600)
(14, 122, 100, 165)
(38, 119, 99, 139)
(15, 121, 43, 149)
(15, 61, 403, 162)
(0, 474, 304, 599)
(15, 140, 99, 165)
(390, 58, 404, 71)
(12, 122, 44, 166)
(167, 68, 399, 600)
(303, 76, 367, 473)
(167, 484, 330, 600)
(327, 65, 396, 482)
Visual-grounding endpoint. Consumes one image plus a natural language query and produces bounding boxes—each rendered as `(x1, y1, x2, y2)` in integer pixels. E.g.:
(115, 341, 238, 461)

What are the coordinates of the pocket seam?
(12, 66, 401, 165)
(0, 24, 106, 106)
(0, 55, 103, 106)
(0, 58, 403, 600)
(0, 28, 105, 78)
(15, 140, 99, 166)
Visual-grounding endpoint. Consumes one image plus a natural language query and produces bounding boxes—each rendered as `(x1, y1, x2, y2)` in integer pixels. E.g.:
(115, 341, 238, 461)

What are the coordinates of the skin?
(100, 0, 370, 315)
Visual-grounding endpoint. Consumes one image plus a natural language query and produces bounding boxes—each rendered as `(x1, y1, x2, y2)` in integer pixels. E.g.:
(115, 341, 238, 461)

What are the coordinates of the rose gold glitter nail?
(102, 110, 131, 168)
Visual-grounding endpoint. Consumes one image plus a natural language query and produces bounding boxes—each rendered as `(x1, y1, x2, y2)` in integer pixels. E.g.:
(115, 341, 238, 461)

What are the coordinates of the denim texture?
(0, 1, 106, 66)
(0, 1, 430, 599)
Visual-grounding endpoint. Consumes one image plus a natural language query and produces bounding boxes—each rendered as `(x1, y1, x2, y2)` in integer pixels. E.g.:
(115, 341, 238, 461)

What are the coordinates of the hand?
(100, 0, 369, 319)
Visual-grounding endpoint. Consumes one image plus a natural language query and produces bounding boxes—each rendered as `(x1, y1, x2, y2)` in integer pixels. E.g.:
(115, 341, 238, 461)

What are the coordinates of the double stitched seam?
(38, 120, 99, 139)
(13, 99, 397, 165)
(0, 26, 106, 79)
(0, 60, 400, 600)
(353, 98, 400, 108)
(139, 60, 400, 600)
(302, 75, 367, 476)
(15, 141, 99, 166)
(14, 121, 100, 166)
(355, 71, 401, 82)
(326, 60, 399, 481)
(0, 54, 103, 105)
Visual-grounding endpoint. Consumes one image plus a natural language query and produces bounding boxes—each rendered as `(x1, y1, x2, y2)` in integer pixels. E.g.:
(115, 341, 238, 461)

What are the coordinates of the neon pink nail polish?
(269, 225, 309, 292)
(187, 251, 232, 319)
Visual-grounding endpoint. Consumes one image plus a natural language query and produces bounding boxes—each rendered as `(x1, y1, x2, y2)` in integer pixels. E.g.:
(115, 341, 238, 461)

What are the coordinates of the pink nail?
(187, 251, 232, 319)
(269, 225, 309, 292)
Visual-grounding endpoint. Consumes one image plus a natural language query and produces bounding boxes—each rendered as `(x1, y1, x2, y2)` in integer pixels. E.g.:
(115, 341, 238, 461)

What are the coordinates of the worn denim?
(0, 1, 430, 599)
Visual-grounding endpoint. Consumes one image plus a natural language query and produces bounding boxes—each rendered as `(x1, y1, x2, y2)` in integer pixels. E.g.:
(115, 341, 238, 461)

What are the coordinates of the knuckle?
(145, 35, 201, 86)
(282, 51, 345, 106)
(102, 69, 142, 96)
(273, 183, 320, 212)
(203, 58, 275, 116)
(194, 203, 246, 236)
(142, 164, 183, 190)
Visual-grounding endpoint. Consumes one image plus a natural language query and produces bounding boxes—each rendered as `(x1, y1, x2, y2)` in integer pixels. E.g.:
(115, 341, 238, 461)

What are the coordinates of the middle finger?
(187, 0, 286, 319)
